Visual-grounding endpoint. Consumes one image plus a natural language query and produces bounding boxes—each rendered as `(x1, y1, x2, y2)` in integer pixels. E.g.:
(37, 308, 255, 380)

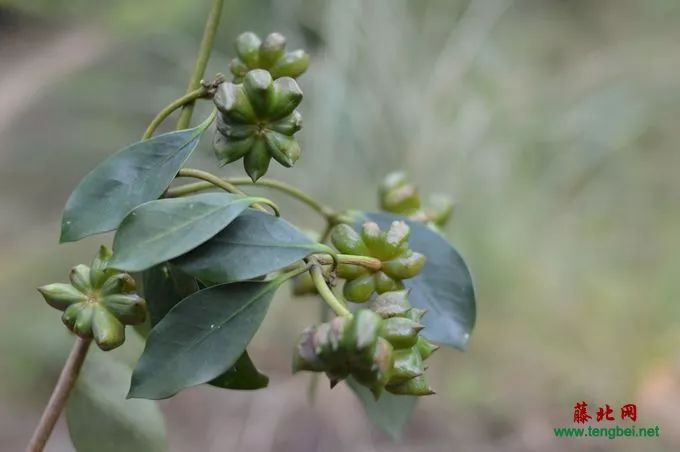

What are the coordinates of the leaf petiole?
(310, 265, 352, 318)
(271, 262, 313, 285)
(165, 177, 337, 221)
(314, 253, 382, 271)
(142, 87, 210, 139)
(174, 168, 278, 215)
(176, 0, 225, 129)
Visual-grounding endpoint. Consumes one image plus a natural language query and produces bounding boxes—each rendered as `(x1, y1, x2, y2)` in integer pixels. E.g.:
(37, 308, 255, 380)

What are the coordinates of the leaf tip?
(59, 225, 74, 244)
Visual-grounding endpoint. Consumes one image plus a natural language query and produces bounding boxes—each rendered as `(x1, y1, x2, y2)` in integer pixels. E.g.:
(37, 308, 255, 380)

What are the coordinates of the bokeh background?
(1, 0, 679, 450)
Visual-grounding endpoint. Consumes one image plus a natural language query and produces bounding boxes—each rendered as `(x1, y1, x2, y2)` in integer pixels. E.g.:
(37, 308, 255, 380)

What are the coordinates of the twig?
(27, 338, 91, 452)
(176, 0, 225, 129)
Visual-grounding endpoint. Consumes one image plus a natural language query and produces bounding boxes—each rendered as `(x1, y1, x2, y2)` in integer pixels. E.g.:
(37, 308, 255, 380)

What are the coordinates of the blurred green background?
(1, 0, 679, 450)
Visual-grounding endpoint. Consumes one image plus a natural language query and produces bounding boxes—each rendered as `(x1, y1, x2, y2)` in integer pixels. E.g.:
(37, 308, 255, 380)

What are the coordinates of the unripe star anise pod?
(331, 221, 426, 303)
(293, 291, 438, 398)
(213, 69, 303, 181)
(370, 290, 438, 396)
(230, 32, 309, 82)
(37, 246, 147, 351)
(379, 171, 454, 228)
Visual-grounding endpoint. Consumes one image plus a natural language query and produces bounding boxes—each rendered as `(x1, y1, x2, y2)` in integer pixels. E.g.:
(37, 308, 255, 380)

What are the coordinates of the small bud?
(90, 245, 114, 289)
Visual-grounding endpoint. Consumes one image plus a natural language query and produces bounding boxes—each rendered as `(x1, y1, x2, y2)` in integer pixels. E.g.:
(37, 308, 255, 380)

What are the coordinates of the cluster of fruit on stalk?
(38, 31, 455, 399)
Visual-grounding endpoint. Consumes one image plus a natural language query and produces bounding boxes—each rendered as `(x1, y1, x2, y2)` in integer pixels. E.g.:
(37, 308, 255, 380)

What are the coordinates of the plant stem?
(273, 262, 313, 284)
(175, 168, 279, 215)
(310, 265, 352, 317)
(315, 253, 382, 271)
(143, 87, 208, 139)
(164, 180, 213, 197)
(27, 338, 91, 452)
(165, 177, 337, 219)
(176, 0, 225, 129)
(229, 178, 337, 218)
(177, 168, 247, 195)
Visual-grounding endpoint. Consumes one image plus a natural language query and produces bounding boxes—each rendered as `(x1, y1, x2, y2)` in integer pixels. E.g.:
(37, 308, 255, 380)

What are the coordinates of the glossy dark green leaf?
(346, 377, 417, 441)
(60, 118, 212, 243)
(110, 193, 262, 272)
(356, 212, 476, 350)
(209, 351, 269, 390)
(175, 210, 326, 283)
(129, 280, 282, 399)
(141, 263, 199, 326)
(66, 352, 166, 452)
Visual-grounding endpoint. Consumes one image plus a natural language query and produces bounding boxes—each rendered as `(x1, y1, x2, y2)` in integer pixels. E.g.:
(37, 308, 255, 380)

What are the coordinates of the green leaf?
(129, 280, 282, 399)
(60, 118, 212, 243)
(209, 351, 269, 390)
(141, 263, 199, 326)
(175, 210, 326, 283)
(66, 352, 166, 452)
(346, 377, 416, 441)
(357, 212, 476, 350)
(110, 193, 262, 272)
